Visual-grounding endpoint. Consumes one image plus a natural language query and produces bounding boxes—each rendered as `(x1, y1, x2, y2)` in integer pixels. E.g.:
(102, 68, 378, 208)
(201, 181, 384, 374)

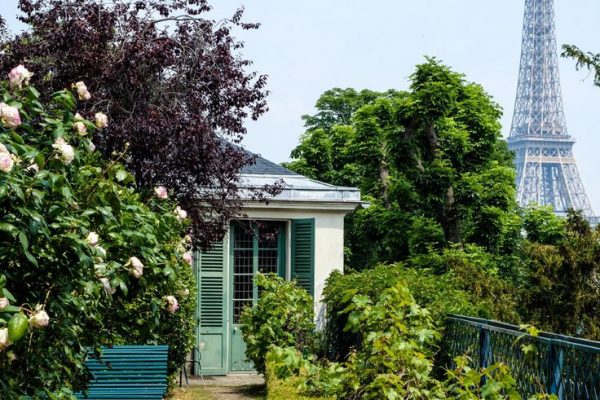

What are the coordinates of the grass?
(169, 384, 266, 400)
(169, 386, 215, 400)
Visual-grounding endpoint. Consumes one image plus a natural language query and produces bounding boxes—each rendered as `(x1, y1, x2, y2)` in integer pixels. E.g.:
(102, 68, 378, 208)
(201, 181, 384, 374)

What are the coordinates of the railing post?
(479, 326, 491, 369)
(548, 343, 564, 400)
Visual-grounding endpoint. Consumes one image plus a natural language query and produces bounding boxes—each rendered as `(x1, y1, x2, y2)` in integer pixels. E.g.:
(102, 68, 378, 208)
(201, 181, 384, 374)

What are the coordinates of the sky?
(2, 1, 600, 211)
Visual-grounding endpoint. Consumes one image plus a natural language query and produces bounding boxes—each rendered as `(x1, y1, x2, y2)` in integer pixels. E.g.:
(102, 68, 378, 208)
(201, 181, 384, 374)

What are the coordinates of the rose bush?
(0, 68, 195, 398)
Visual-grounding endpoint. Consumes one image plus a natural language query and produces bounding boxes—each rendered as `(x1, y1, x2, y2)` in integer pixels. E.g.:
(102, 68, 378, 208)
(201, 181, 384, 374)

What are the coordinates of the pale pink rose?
(165, 295, 179, 314)
(74, 81, 91, 101)
(0, 152, 14, 173)
(86, 232, 99, 246)
(52, 137, 75, 164)
(175, 206, 188, 222)
(0, 328, 9, 350)
(95, 112, 108, 129)
(0, 297, 9, 310)
(8, 65, 33, 89)
(74, 121, 87, 136)
(0, 143, 7, 153)
(74, 113, 84, 121)
(154, 186, 168, 199)
(99, 277, 116, 295)
(0, 103, 21, 128)
(30, 310, 49, 328)
(128, 256, 144, 278)
(183, 251, 193, 266)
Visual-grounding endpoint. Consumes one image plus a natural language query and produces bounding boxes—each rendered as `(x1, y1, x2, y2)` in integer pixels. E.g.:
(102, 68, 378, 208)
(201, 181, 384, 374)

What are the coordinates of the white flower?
(74, 121, 87, 136)
(177, 288, 190, 298)
(183, 251, 193, 266)
(154, 186, 168, 199)
(99, 277, 116, 295)
(86, 141, 96, 153)
(128, 256, 144, 279)
(0, 102, 21, 128)
(0, 328, 9, 351)
(8, 65, 33, 89)
(164, 295, 179, 314)
(0, 297, 9, 310)
(175, 206, 188, 222)
(95, 112, 108, 129)
(26, 161, 39, 173)
(74, 113, 84, 121)
(52, 137, 75, 164)
(74, 81, 91, 101)
(86, 232, 99, 246)
(30, 310, 49, 329)
(0, 152, 14, 173)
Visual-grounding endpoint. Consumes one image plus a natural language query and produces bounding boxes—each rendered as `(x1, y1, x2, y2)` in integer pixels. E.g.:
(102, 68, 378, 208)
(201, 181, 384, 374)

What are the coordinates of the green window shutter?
(291, 218, 315, 296)
(195, 239, 227, 375)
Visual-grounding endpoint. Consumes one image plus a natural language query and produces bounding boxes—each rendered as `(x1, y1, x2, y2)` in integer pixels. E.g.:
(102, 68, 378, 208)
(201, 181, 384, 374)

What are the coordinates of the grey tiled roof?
(237, 148, 364, 206)
(241, 154, 300, 176)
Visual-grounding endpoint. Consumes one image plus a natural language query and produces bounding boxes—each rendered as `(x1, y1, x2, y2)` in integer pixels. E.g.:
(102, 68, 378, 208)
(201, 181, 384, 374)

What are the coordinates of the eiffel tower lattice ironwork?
(508, 0, 596, 221)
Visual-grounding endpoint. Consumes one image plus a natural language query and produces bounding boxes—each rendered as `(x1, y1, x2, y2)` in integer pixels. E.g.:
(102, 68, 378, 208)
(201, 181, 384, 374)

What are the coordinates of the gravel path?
(201, 384, 265, 400)
(175, 375, 266, 400)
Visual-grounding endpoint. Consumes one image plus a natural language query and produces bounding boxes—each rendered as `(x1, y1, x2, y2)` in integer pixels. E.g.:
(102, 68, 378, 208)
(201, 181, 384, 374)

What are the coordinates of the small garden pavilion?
(193, 152, 364, 375)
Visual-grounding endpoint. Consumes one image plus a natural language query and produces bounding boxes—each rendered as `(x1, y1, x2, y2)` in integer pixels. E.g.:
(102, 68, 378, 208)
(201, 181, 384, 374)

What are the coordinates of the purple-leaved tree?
(1, 0, 274, 248)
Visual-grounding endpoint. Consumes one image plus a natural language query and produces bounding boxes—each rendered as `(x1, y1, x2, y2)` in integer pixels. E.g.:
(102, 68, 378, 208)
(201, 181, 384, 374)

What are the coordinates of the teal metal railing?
(443, 315, 600, 400)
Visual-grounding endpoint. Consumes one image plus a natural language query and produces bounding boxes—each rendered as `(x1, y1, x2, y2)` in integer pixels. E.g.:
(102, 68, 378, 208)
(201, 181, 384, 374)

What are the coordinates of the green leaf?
(2, 288, 16, 302)
(8, 313, 29, 342)
(23, 249, 39, 267)
(18, 231, 29, 251)
(2, 305, 22, 313)
(118, 280, 128, 296)
(0, 222, 17, 235)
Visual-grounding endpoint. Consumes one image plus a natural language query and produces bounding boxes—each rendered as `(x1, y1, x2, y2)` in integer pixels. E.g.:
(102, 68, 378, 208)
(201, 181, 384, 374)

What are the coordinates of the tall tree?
(0, 0, 271, 248)
(286, 59, 519, 269)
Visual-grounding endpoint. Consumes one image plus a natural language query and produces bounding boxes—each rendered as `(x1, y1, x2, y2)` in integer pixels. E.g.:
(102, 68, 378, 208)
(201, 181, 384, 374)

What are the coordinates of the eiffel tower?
(508, 0, 597, 222)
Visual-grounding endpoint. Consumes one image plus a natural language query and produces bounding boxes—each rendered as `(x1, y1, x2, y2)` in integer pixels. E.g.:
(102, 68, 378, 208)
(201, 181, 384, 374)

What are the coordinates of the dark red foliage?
(1, 0, 273, 248)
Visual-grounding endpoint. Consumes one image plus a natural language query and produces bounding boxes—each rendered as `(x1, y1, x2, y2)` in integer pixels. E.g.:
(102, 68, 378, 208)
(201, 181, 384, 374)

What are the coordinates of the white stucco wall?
(243, 205, 349, 327)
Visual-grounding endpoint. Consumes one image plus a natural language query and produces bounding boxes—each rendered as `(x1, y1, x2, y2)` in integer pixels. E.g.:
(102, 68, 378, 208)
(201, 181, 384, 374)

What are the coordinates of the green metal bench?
(75, 345, 169, 399)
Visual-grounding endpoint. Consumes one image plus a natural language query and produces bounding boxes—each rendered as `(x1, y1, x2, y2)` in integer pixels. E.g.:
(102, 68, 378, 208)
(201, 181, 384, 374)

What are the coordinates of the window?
(231, 221, 285, 323)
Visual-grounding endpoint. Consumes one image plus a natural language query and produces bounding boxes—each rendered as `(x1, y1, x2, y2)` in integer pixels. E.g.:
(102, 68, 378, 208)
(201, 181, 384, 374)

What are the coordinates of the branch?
(561, 44, 600, 87)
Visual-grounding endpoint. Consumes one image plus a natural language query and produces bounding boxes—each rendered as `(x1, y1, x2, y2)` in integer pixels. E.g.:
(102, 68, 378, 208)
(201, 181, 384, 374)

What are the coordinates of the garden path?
(173, 375, 266, 400)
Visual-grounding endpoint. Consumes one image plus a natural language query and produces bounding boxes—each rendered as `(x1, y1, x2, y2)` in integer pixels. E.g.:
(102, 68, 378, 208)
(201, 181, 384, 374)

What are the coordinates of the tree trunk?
(443, 186, 462, 244)
(379, 142, 391, 208)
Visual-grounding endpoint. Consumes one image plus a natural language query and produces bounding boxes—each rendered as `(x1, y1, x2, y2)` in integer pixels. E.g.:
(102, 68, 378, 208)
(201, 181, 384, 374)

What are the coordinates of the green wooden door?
(195, 240, 228, 376)
(229, 221, 285, 372)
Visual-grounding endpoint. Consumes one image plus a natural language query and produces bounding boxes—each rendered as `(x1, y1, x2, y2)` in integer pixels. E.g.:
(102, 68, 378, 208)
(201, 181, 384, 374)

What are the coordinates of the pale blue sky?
(3, 1, 600, 211)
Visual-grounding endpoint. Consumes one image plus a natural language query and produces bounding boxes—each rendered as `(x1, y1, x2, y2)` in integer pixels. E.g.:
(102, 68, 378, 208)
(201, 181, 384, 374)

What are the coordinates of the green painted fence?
(444, 315, 600, 400)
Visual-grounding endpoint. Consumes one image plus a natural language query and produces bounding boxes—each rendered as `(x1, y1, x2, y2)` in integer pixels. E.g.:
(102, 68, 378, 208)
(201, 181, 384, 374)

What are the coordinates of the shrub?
(520, 211, 600, 340)
(268, 285, 554, 400)
(321, 256, 514, 361)
(0, 72, 194, 398)
(240, 274, 315, 375)
(266, 352, 332, 400)
(314, 283, 444, 399)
